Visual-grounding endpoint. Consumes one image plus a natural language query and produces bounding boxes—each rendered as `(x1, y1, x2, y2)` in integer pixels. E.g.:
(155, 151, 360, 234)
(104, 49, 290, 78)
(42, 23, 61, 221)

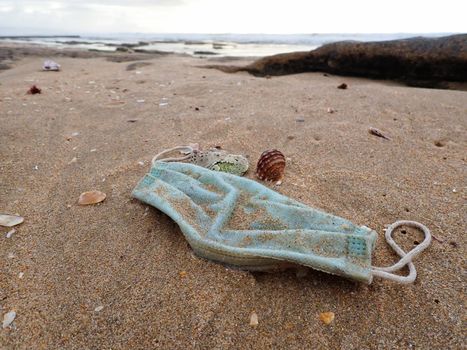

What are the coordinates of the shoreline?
(0, 42, 255, 72)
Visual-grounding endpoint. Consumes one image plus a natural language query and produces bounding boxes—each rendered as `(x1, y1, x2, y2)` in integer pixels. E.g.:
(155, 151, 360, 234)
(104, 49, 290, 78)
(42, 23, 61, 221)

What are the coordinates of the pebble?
(6, 228, 15, 238)
(159, 102, 169, 107)
(137, 99, 145, 103)
(2, 311, 16, 329)
(250, 311, 259, 327)
(18, 272, 24, 279)
(94, 306, 104, 312)
(319, 312, 335, 325)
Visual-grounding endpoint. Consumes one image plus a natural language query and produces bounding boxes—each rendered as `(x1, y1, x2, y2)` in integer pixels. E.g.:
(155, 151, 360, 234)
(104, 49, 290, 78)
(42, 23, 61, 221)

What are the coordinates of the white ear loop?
(152, 145, 196, 165)
(371, 220, 431, 284)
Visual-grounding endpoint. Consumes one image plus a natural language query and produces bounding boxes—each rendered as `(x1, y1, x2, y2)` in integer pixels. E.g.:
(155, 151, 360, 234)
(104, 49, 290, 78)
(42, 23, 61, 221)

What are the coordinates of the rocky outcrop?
(210, 34, 467, 89)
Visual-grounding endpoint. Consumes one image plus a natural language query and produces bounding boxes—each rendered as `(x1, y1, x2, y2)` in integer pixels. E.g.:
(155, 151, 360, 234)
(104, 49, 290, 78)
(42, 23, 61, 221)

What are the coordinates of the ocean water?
(0, 33, 452, 57)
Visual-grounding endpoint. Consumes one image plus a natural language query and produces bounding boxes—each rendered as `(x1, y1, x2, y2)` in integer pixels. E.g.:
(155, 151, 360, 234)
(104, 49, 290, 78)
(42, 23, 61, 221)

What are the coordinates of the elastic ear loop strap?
(371, 220, 431, 284)
(152, 146, 194, 164)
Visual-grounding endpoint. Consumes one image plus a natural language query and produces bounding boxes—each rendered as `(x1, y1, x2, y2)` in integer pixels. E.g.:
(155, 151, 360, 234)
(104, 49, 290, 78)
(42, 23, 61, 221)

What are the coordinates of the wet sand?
(1, 47, 465, 349)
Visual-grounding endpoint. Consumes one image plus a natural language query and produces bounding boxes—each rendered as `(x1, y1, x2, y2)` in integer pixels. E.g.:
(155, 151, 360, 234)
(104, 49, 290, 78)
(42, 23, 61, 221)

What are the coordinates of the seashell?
(153, 145, 248, 176)
(208, 153, 249, 176)
(43, 60, 60, 71)
(78, 191, 106, 205)
(0, 214, 24, 227)
(256, 149, 286, 185)
(2, 310, 16, 329)
(368, 127, 390, 140)
(249, 311, 259, 327)
(190, 149, 249, 176)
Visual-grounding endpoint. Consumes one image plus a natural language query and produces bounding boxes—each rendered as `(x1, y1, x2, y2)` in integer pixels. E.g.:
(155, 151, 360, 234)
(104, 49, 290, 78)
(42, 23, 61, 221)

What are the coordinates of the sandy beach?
(1, 47, 465, 349)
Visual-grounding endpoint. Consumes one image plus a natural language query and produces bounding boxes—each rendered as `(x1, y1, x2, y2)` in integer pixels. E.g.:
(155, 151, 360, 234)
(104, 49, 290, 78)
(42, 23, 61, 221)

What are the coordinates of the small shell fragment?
(2, 311, 16, 329)
(319, 312, 335, 325)
(0, 214, 24, 227)
(369, 127, 390, 140)
(78, 191, 106, 205)
(94, 305, 104, 312)
(249, 311, 259, 327)
(256, 149, 286, 185)
(6, 229, 16, 238)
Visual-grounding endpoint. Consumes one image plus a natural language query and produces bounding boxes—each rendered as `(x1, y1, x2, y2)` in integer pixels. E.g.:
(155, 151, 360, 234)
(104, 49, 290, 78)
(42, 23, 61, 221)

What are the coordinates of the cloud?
(0, 0, 466, 34)
(0, 0, 187, 34)
(3, 0, 185, 6)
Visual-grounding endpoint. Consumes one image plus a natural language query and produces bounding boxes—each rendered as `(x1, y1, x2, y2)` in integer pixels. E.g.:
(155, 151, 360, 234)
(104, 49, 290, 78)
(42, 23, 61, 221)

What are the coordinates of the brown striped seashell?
(256, 149, 286, 185)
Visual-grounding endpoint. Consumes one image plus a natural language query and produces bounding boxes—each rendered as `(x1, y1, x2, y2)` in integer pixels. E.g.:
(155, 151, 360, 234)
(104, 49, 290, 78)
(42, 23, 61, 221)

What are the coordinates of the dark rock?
(116, 46, 131, 52)
(126, 62, 153, 71)
(194, 51, 219, 56)
(133, 49, 171, 55)
(337, 83, 347, 89)
(27, 85, 41, 94)
(207, 34, 467, 89)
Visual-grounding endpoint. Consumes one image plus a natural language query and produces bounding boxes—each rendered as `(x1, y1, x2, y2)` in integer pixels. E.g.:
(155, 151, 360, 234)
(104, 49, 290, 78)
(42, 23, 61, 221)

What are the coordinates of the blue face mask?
(132, 161, 431, 284)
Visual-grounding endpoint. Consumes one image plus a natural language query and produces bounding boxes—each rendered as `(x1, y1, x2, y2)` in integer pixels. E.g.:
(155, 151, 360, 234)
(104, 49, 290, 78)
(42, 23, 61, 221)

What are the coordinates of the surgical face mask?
(133, 161, 431, 284)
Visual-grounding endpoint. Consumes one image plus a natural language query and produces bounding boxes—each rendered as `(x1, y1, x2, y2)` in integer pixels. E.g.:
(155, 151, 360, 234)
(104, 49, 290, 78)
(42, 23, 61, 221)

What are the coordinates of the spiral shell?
(256, 149, 286, 184)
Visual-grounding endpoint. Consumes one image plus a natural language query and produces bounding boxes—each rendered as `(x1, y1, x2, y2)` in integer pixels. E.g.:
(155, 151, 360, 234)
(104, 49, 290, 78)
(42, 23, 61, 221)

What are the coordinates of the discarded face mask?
(133, 161, 431, 284)
(153, 144, 249, 176)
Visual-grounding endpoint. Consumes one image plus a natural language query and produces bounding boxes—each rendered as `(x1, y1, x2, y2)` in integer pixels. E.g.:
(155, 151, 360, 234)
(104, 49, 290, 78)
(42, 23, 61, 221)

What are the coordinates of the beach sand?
(1, 49, 465, 349)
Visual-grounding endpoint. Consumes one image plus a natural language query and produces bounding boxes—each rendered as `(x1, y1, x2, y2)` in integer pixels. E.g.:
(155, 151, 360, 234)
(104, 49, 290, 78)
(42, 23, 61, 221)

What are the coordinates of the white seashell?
(43, 60, 60, 71)
(0, 214, 24, 227)
(2, 311, 16, 328)
(6, 228, 15, 238)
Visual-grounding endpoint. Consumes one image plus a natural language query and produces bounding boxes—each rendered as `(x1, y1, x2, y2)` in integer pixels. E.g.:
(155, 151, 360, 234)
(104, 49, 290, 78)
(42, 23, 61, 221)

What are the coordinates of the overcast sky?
(0, 0, 466, 35)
